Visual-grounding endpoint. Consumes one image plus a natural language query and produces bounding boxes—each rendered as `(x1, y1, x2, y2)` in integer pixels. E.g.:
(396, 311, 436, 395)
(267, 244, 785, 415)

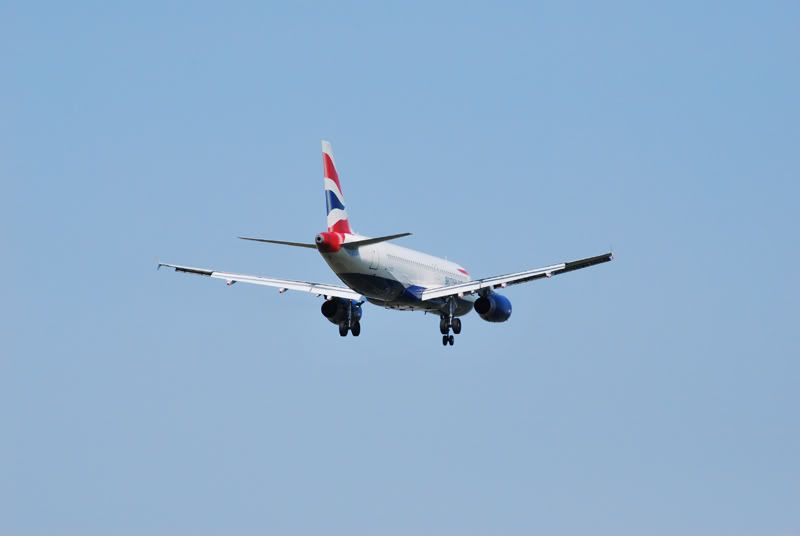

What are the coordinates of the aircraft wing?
(158, 263, 362, 300)
(420, 252, 613, 301)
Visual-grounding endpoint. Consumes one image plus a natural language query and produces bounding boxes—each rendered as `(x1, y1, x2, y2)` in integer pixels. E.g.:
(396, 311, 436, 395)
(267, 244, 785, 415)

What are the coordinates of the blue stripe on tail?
(326, 190, 345, 213)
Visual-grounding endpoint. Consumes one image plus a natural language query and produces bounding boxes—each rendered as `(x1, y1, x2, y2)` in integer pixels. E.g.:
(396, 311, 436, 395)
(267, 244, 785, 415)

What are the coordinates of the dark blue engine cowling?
(321, 298, 363, 325)
(473, 292, 512, 322)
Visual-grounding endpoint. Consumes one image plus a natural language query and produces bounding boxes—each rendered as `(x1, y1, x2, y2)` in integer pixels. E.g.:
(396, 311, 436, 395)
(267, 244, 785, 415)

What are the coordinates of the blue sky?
(3, 1, 799, 534)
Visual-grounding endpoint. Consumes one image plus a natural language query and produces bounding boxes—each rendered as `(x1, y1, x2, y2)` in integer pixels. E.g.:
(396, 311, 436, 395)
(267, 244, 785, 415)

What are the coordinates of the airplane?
(159, 141, 612, 346)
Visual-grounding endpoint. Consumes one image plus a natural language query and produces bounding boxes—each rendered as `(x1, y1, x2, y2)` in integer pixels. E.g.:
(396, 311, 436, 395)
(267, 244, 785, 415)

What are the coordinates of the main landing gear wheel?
(338, 321, 349, 337)
(452, 318, 462, 335)
(351, 321, 361, 337)
(439, 312, 461, 346)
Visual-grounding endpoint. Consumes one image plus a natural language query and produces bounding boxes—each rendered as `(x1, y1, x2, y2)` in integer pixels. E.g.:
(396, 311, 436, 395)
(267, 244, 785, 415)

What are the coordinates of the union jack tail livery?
(322, 141, 352, 234)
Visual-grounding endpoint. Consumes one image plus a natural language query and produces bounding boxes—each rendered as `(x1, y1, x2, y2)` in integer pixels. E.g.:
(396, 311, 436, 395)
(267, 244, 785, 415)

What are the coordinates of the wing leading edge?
(157, 263, 362, 300)
(420, 252, 613, 301)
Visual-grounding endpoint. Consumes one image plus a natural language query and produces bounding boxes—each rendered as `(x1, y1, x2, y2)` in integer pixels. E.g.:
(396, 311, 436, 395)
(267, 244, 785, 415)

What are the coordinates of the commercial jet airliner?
(159, 141, 612, 346)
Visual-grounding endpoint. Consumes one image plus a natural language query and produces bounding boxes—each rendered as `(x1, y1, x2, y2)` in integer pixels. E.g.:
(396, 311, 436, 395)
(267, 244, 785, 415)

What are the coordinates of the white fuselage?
(319, 234, 475, 315)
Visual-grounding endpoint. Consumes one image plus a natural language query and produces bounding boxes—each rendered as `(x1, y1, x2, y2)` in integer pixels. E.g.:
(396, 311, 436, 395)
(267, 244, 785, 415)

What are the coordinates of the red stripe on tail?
(322, 153, 342, 190)
(329, 219, 352, 234)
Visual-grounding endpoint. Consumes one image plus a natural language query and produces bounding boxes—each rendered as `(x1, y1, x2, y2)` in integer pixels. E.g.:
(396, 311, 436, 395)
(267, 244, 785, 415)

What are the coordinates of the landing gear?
(439, 317, 449, 335)
(339, 320, 361, 337)
(439, 298, 461, 346)
(452, 317, 462, 335)
(440, 316, 460, 336)
(326, 299, 364, 338)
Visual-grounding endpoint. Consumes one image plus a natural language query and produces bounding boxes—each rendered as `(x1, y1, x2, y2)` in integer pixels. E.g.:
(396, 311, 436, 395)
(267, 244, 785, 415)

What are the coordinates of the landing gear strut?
(439, 297, 461, 346)
(325, 298, 363, 338)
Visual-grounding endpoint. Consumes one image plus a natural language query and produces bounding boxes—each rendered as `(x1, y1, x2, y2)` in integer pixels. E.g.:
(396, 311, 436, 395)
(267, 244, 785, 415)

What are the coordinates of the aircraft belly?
(321, 250, 474, 315)
(335, 272, 405, 301)
(367, 293, 474, 315)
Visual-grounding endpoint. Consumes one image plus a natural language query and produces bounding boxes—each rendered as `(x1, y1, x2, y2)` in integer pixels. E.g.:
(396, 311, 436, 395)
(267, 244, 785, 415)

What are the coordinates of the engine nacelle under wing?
(473, 292, 512, 323)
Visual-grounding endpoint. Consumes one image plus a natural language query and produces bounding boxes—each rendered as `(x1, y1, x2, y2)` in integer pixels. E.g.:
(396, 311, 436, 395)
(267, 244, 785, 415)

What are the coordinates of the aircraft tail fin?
(322, 140, 352, 234)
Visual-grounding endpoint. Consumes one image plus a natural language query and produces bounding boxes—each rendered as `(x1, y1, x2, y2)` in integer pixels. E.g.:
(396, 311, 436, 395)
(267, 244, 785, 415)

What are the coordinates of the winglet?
(157, 263, 214, 276)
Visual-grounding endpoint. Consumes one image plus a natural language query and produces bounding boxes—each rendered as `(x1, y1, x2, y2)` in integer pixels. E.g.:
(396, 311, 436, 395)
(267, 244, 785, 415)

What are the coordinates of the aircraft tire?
(439, 317, 449, 335)
(452, 318, 462, 334)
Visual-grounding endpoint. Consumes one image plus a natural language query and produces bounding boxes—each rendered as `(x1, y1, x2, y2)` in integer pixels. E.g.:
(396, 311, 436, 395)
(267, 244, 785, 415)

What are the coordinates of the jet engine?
(473, 292, 512, 322)
(321, 298, 363, 325)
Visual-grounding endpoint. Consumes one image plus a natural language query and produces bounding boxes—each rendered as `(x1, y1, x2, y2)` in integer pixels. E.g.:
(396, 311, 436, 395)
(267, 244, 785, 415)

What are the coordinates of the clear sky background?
(2, 1, 799, 534)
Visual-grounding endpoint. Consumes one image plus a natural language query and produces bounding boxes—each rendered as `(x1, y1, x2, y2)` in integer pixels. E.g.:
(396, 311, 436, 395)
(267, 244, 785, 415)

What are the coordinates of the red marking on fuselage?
(457, 268, 469, 276)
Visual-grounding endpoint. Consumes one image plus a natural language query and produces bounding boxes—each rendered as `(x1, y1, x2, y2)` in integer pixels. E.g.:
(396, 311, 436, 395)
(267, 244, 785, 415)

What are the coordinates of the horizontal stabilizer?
(238, 237, 317, 249)
(343, 232, 412, 248)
